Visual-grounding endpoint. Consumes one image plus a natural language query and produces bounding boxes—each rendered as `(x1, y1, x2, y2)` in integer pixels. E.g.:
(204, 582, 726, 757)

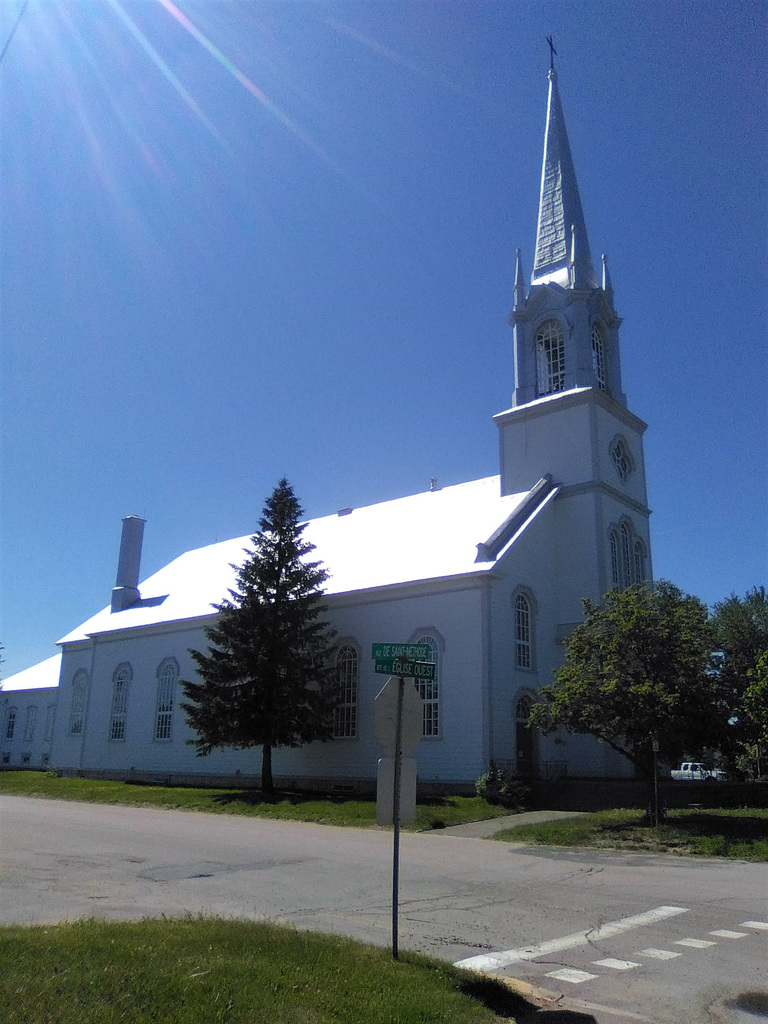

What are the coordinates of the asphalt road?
(1, 796, 766, 1024)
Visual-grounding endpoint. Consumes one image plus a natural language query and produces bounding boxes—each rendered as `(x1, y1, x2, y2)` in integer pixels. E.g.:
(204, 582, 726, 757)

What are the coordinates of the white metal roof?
(1, 654, 62, 692)
(58, 475, 537, 646)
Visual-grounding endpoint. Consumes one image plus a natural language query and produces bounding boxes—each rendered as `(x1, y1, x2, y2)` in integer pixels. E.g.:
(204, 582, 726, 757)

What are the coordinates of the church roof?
(58, 475, 550, 645)
(532, 68, 597, 289)
(1, 654, 61, 691)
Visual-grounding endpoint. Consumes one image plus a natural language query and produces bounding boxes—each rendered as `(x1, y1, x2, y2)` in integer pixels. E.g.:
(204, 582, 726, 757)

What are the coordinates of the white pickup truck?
(670, 762, 715, 781)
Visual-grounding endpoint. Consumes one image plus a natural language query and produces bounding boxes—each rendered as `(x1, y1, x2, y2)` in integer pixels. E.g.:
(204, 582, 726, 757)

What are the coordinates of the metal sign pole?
(391, 675, 404, 960)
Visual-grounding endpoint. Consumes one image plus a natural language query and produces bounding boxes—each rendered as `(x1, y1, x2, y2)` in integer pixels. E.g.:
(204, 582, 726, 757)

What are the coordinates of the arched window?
(415, 634, 439, 737)
(514, 594, 532, 669)
(591, 323, 606, 390)
(44, 705, 56, 743)
(609, 530, 621, 589)
(333, 645, 358, 739)
(535, 319, 565, 396)
(23, 706, 37, 743)
(155, 660, 177, 741)
(620, 522, 632, 587)
(5, 707, 17, 741)
(109, 664, 131, 741)
(634, 541, 646, 584)
(69, 671, 88, 735)
(515, 694, 537, 776)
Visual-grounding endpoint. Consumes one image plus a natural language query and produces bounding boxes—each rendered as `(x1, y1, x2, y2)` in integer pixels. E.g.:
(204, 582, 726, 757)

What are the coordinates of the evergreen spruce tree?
(181, 479, 336, 795)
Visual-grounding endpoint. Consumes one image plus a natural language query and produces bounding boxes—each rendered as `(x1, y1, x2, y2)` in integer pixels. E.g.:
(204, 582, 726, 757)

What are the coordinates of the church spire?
(531, 64, 597, 289)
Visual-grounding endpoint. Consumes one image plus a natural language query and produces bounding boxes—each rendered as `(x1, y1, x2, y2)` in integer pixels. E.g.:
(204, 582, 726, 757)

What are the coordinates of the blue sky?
(1, 0, 766, 679)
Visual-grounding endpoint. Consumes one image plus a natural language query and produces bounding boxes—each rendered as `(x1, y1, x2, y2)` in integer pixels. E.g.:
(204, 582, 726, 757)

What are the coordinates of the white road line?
(546, 968, 598, 984)
(454, 905, 688, 971)
(741, 920, 768, 930)
(593, 958, 641, 970)
(639, 948, 681, 960)
(674, 938, 716, 948)
(709, 929, 747, 939)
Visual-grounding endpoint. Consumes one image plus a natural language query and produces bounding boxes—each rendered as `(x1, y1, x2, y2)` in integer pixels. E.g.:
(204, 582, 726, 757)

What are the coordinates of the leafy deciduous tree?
(181, 479, 337, 794)
(530, 582, 720, 820)
(711, 587, 768, 766)
(740, 649, 768, 778)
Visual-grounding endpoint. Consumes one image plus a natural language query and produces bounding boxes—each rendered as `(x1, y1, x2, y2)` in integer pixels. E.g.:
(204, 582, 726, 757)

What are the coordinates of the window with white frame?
(591, 323, 606, 390)
(514, 594, 532, 669)
(609, 520, 648, 590)
(154, 660, 177, 741)
(5, 707, 17, 741)
(69, 671, 87, 735)
(620, 522, 633, 587)
(609, 529, 621, 589)
(535, 319, 565, 396)
(333, 645, 358, 739)
(109, 664, 131, 741)
(634, 540, 646, 584)
(44, 705, 56, 743)
(23, 706, 37, 743)
(415, 634, 439, 737)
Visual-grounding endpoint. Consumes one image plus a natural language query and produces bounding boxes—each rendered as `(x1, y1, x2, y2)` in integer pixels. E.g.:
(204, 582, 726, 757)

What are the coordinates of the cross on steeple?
(546, 36, 557, 70)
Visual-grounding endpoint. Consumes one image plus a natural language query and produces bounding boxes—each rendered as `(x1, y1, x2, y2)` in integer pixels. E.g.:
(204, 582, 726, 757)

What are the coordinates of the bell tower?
(495, 58, 653, 608)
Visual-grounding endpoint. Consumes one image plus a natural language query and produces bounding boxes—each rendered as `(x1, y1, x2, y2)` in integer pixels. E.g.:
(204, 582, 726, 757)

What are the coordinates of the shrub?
(476, 763, 531, 811)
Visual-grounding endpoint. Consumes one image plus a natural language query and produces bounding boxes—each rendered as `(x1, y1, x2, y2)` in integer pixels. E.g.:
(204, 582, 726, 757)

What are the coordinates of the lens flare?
(156, 0, 340, 172)
(105, 0, 225, 146)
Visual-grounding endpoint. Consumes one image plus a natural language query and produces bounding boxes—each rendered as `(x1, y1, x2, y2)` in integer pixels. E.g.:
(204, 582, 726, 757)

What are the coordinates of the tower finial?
(601, 253, 613, 296)
(514, 248, 527, 309)
(546, 36, 557, 71)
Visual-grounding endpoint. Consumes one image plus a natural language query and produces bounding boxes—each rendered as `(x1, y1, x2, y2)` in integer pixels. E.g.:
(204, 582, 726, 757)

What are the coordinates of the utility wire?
(0, 0, 28, 66)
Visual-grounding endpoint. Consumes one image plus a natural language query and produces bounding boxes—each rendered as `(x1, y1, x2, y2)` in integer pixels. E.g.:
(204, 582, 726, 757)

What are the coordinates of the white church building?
(2, 66, 652, 791)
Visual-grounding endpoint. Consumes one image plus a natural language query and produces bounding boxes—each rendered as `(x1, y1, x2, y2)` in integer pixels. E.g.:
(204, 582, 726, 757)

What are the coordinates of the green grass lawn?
(0, 771, 511, 830)
(0, 917, 531, 1024)
(495, 807, 768, 860)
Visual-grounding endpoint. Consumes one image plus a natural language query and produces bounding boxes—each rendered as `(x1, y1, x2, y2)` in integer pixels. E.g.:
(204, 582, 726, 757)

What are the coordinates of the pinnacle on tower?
(531, 66, 597, 289)
(514, 248, 527, 309)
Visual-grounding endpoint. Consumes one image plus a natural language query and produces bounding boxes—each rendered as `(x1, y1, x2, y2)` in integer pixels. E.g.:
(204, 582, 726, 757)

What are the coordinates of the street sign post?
(372, 641, 434, 961)
(374, 676, 423, 759)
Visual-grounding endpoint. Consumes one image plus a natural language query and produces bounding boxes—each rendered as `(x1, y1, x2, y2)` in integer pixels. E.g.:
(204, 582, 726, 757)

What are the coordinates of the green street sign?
(372, 643, 432, 662)
(374, 658, 436, 680)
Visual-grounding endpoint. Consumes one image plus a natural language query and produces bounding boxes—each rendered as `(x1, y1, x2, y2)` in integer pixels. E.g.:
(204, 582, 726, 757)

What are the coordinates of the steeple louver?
(532, 68, 597, 289)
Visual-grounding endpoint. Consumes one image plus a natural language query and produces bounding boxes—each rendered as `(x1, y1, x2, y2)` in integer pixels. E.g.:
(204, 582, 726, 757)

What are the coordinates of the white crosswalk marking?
(593, 958, 641, 970)
(546, 968, 598, 984)
(674, 938, 717, 948)
(741, 921, 768, 930)
(709, 929, 747, 938)
(639, 948, 681, 960)
(454, 905, 688, 971)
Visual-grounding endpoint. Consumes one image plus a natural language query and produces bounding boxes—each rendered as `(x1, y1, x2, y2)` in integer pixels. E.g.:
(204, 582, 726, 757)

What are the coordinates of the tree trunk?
(644, 772, 663, 826)
(261, 742, 274, 796)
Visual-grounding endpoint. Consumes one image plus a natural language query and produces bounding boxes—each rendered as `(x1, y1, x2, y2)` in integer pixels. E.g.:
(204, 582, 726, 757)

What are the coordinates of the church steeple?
(496, 51, 651, 617)
(508, 61, 626, 411)
(531, 67, 597, 289)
